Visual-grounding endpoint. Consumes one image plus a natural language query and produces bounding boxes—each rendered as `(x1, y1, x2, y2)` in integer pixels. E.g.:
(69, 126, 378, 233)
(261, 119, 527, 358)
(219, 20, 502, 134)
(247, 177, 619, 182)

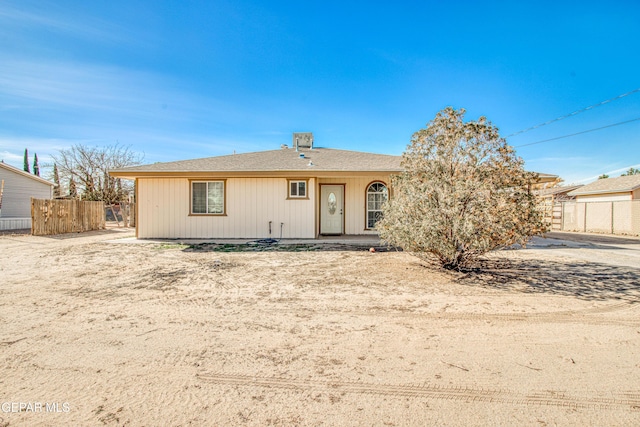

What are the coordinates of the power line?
(514, 117, 640, 148)
(506, 87, 640, 138)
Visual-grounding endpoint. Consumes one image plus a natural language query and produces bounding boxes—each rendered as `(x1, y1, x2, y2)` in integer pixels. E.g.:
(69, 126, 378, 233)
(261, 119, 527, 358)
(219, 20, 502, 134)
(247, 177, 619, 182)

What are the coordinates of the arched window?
(366, 182, 388, 229)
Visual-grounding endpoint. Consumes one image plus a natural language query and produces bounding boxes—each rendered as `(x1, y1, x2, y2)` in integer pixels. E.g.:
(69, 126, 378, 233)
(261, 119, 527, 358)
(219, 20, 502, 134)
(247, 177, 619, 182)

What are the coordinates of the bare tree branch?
(51, 143, 143, 203)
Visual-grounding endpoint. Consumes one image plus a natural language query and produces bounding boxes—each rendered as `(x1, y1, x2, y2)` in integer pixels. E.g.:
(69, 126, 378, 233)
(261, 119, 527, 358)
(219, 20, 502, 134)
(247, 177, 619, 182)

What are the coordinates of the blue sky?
(0, 0, 638, 184)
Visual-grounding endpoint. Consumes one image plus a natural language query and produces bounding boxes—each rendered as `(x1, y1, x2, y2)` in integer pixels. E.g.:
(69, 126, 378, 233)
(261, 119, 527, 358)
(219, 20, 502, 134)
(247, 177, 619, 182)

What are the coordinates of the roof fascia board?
(0, 162, 55, 186)
(109, 170, 400, 179)
(570, 189, 636, 196)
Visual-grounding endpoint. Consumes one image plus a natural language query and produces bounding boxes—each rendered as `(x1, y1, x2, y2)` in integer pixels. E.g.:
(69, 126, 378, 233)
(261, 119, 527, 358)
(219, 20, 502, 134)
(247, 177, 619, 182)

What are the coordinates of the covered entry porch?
(315, 176, 390, 237)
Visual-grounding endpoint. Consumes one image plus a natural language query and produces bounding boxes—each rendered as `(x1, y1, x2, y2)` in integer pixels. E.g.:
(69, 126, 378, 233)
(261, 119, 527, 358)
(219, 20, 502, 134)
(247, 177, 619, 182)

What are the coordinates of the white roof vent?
(293, 132, 313, 150)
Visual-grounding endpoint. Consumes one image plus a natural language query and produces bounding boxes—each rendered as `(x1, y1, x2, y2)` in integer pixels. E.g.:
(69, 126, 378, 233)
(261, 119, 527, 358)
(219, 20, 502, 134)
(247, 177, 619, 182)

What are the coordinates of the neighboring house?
(0, 161, 55, 230)
(110, 133, 558, 239)
(567, 175, 640, 202)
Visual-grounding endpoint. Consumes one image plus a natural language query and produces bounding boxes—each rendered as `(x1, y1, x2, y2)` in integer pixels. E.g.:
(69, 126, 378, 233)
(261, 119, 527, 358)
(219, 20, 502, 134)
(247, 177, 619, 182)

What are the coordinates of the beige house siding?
(137, 177, 316, 238)
(633, 188, 640, 199)
(318, 175, 391, 235)
(575, 192, 632, 203)
(137, 174, 393, 238)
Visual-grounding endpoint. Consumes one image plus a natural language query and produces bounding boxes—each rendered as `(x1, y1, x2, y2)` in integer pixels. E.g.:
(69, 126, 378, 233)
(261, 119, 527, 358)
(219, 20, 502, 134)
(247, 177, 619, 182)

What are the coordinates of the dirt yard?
(1, 229, 639, 426)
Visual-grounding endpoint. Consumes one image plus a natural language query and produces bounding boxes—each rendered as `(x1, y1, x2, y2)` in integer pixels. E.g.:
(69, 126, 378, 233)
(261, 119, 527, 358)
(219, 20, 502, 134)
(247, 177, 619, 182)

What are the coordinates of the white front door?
(320, 185, 344, 235)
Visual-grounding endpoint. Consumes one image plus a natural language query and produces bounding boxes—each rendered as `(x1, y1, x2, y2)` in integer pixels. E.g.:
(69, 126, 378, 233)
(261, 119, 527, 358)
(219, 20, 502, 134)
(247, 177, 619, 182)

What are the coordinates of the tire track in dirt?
(146, 299, 640, 326)
(264, 301, 640, 326)
(196, 372, 640, 411)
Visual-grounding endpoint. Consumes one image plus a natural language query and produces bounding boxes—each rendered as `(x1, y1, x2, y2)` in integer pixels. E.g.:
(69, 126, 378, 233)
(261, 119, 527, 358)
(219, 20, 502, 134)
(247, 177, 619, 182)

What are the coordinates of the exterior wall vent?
(293, 132, 313, 151)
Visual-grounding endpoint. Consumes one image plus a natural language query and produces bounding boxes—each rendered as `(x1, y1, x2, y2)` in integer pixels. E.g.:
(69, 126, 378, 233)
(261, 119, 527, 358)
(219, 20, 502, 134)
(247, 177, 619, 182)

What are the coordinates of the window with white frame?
(191, 181, 225, 214)
(366, 182, 388, 228)
(288, 180, 307, 198)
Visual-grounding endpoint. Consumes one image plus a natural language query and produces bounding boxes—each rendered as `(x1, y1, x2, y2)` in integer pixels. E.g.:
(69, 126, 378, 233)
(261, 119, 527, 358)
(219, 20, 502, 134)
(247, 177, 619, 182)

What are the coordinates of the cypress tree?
(23, 148, 30, 173)
(33, 153, 40, 176)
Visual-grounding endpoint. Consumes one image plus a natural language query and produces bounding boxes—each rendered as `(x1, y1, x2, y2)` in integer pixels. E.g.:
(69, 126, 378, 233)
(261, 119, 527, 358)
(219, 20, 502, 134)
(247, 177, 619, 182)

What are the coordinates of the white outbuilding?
(0, 161, 55, 231)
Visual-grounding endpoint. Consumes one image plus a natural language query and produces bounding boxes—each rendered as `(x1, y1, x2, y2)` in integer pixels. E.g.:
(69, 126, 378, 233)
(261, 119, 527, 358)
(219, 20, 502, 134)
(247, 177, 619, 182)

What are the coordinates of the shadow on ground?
(457, 258, 640, 302)
(183, 241, 400, 253)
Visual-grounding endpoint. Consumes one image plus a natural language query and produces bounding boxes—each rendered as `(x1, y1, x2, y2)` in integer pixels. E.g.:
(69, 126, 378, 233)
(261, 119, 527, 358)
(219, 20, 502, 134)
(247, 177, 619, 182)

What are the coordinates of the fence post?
(30, 197, 34, 235)
(611, 201, 614, 234)
(583, 203, 587, 232)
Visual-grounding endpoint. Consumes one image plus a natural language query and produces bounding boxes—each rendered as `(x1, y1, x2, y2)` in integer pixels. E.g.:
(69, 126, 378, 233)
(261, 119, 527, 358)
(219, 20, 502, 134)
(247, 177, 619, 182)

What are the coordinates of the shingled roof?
(110, 146, 558, 181)
(568, 175, 640, 196)
(535, 184, 583, 197)
(0, 161, 55, 187)
(110, 147, 402, 178)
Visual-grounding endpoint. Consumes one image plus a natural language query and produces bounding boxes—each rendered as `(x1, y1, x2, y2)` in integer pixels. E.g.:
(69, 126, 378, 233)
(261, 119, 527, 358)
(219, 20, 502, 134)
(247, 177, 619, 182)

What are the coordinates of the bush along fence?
(559, 200, 640, 236)
(31, 198, 105, 236)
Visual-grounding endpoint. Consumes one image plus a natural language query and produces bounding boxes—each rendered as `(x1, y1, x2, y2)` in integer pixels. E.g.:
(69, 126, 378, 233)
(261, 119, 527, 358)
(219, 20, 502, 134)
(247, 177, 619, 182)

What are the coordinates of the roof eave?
(0, 162, 55, 186)
(109, 169, 402, 179)
(569, 188, 637, 196)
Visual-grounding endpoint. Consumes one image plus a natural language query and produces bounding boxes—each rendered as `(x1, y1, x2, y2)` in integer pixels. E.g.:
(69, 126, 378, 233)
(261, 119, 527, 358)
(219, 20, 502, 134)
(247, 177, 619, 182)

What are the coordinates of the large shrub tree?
(377, 107, 545, 270)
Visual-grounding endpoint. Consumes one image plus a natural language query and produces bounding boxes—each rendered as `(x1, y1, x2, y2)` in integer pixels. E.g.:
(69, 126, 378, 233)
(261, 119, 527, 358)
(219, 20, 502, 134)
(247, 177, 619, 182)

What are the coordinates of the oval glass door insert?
(328, 192, 337, 215)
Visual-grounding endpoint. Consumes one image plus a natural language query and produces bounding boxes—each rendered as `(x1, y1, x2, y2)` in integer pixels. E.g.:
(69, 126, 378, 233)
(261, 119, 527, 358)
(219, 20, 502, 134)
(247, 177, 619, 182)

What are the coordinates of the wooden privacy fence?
(31, 199, 105, 236)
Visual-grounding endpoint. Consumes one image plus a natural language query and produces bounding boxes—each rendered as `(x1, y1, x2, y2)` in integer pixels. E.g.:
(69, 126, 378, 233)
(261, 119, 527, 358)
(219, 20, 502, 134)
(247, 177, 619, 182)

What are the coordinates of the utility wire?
(506, 87, 640, 138)
(514, 117, 640, 148)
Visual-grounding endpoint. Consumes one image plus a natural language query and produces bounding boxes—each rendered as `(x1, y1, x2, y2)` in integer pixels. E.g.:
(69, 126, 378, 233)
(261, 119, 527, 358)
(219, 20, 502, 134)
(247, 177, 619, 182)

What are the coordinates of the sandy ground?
(0, 229, 639, 426)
